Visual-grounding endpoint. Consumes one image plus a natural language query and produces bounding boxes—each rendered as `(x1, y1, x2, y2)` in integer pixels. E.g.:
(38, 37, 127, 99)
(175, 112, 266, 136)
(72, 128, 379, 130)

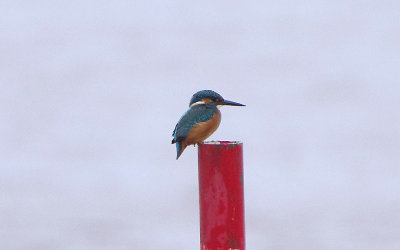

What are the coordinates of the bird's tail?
(176, 142, 186, 160)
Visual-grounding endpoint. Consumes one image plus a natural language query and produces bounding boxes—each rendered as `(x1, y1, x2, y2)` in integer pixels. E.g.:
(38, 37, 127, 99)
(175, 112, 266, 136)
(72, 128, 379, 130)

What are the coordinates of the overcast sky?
(1, 1, 400, 249)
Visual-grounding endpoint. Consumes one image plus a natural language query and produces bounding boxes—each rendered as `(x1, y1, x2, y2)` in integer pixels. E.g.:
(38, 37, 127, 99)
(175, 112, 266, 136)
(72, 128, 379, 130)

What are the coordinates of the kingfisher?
(172, 90, 245, 159)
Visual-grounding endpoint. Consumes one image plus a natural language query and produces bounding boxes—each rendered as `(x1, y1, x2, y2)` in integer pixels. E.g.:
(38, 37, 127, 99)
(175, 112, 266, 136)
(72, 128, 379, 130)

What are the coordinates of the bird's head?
(189, 90, 245, 108)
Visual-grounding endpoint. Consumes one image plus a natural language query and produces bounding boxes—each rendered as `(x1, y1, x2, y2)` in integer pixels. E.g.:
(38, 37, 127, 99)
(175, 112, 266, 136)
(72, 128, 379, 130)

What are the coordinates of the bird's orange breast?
(183, 109, 221, 146)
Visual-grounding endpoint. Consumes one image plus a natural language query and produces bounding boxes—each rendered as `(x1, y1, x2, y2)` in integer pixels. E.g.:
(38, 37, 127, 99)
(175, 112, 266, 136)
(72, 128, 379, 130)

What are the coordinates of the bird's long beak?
(218, 99, 245, 106)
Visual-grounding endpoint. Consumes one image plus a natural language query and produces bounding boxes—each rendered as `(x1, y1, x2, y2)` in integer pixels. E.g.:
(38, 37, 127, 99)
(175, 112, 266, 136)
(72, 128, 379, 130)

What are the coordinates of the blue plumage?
(173, 104, 216, 141)
(172, 104, 217, 159)
(189, 90, 223, 106)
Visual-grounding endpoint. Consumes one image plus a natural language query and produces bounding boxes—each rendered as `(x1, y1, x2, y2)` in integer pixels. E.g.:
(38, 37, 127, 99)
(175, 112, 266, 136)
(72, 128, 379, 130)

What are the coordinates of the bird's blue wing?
(172, 105, 215, 143)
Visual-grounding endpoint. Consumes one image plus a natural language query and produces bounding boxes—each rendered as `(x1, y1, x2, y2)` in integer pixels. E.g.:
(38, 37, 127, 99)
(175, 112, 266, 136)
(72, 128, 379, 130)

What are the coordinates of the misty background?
(1, 1, 399, 249)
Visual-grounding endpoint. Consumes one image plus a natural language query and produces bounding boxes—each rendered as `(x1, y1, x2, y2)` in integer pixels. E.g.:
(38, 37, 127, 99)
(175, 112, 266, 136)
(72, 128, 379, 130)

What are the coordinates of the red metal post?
(198, 141, 245, 250)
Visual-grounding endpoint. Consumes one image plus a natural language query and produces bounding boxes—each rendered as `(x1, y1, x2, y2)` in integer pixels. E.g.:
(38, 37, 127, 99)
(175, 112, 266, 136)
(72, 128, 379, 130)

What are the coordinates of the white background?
(1, 1, 399, 249)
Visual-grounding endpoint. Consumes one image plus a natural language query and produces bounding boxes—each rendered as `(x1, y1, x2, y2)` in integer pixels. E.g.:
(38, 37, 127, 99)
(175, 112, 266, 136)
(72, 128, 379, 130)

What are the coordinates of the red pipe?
(198, 141, 245, 250)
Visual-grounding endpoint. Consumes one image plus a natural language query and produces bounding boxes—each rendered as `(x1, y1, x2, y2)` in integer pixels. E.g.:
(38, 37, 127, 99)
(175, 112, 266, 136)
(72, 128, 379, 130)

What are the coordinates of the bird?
(172, 90, 245, 159)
